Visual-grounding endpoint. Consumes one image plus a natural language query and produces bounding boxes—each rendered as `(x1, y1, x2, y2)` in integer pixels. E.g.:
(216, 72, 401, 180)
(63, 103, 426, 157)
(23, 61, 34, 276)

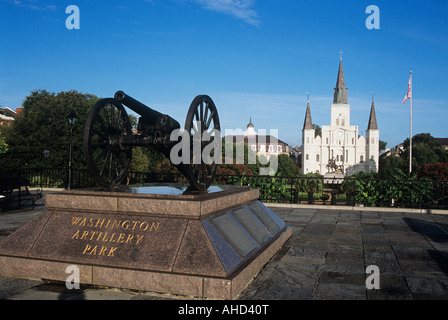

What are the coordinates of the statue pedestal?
(0, 185, 291, 299)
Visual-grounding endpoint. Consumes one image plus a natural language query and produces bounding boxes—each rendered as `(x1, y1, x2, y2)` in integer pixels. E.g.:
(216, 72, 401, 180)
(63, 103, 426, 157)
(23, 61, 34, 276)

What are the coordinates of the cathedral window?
(306, 154, 309, 160)
(316, 154, 320, 162)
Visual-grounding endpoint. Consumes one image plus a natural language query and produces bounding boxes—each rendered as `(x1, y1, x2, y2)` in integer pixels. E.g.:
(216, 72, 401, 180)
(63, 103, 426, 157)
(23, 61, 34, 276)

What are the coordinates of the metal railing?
(1, 168, 447, 209)
(215, 174, 448, 209)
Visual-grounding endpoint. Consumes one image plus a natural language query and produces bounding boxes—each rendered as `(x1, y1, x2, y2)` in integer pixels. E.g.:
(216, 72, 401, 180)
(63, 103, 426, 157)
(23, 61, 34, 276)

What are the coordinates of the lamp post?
(43, 150, 50, 188)
(67, 110, 77, 189)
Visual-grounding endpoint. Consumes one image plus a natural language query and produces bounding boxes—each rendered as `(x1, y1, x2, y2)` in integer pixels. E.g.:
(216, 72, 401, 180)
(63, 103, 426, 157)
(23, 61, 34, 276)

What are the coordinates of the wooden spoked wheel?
(183, 95, 221, 192)
(84, 98, 133, 188)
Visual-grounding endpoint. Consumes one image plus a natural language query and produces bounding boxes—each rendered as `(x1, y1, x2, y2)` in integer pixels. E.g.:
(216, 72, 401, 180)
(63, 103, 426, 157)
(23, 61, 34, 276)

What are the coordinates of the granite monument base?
(0, 185, 291, 299)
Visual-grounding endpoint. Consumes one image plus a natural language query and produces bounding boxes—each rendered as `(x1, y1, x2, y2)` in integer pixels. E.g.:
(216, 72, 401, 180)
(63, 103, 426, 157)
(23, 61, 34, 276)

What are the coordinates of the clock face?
(337, 131, 343, 138)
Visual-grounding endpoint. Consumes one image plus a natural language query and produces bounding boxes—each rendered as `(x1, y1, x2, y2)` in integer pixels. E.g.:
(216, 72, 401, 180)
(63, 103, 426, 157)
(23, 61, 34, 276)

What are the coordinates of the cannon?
(83, 91, 220, 192)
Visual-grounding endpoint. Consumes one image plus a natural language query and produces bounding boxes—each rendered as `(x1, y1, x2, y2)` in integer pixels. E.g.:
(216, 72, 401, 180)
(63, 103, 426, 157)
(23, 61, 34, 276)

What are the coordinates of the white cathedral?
(301, 58, 379, 176)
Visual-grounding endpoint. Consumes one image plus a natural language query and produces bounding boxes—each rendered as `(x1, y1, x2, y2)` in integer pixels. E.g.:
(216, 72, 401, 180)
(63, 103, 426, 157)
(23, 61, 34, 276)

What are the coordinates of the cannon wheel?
(84, 98, 133, 188)
(184, 95, 221, 192)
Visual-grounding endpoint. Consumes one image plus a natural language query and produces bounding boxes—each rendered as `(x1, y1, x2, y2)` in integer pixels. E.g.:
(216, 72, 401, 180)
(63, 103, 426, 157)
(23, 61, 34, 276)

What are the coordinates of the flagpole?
(409, 70, 413, 174)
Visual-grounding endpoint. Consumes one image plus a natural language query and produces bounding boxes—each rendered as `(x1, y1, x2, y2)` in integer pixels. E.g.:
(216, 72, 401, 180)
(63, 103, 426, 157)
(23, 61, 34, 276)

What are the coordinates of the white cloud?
(6, 0, 57, 11)
(194, 0, 260, 26)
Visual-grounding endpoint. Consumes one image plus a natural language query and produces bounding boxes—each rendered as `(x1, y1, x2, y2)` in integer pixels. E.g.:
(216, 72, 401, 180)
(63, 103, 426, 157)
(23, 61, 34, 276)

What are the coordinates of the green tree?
(379, 140, 387, 153)
(129, 147, 150, 172)
(276, 153, 300, 176)
(379, 155, 406, 179)
(401, 133, 448, 172)
(313, 124, 322, 138)
(0, 90, 99, 171)
(0, 136, 8, 155)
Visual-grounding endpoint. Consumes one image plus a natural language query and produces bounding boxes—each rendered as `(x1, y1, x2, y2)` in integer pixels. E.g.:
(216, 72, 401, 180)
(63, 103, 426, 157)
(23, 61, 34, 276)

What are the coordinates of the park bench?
(0, 176, 42, 212)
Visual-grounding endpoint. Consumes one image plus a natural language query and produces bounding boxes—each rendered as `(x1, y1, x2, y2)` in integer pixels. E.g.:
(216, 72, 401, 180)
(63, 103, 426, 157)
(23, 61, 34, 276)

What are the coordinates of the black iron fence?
(1, 168, 447, 210)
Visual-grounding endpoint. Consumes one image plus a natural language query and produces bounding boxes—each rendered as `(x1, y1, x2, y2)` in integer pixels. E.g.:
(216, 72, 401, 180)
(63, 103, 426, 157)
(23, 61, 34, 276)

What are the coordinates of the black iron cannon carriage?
(83, 91, 220, 192)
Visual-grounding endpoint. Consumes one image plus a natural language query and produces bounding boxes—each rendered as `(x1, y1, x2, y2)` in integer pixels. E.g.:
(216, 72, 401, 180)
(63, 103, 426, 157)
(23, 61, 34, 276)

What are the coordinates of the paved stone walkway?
(1, 196, 448, 300)
(240, 207, 448, 300)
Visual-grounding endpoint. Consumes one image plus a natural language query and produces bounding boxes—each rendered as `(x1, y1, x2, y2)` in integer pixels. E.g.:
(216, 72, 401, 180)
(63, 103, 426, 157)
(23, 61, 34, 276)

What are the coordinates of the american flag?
(402, 71, 412, 104)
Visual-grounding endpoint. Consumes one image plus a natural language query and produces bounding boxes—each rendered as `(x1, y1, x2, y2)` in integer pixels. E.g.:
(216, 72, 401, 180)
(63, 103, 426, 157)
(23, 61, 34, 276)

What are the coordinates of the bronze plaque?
(232, 207, 272, 244)
(248, 202, 282, 233)
(210, 213, 258, 258)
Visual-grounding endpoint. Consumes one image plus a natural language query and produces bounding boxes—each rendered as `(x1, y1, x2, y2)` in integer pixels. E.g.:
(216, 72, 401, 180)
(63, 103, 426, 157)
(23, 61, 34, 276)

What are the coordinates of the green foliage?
(379, 133, 448, 176)
(343, 169, 433, 207)
(401, 133, 448, 172)
(0, 136, 8, 154)
(129, 147, 151, 172)
(276, 154, 300, 177)
(379, 155, 405, 179)
(0, 90, 99, 172)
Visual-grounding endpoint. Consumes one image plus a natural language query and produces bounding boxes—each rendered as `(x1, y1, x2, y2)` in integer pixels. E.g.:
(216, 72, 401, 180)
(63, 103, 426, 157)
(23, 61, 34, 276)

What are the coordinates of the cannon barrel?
(114, 90, 180, 134)
(115, 90, 167, 126)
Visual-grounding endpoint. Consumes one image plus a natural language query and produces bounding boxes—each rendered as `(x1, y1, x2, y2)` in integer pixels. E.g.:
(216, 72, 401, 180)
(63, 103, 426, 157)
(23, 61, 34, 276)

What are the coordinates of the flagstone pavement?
(1, 193, 448, 300)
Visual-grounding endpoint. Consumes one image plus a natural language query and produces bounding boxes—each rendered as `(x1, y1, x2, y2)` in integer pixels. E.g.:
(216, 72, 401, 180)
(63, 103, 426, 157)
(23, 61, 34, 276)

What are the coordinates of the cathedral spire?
(367, 97, 378, 130)
(333, 58, 348, 104)
(303, 95, 313, 130)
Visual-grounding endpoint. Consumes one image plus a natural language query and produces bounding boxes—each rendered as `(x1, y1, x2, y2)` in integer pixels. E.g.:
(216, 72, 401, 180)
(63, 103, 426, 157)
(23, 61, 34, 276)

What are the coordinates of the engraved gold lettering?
(72, 217, 82, 225)
(140, 222, 149, 231)
(89, 231, 98, 240)
(150, 222, 160, 232)
(72, 230, 80, 239)
(89, 245, 98, 255)
(80, 231, 89, 240)
(98, 246, 108, 256)
(108, 247, 118, 256)
(117, 233, 126, 243)
(95, 218, 105, 228)
(131, 221, 139, 230)
(71, 215, 160, 256)
(82, 244, 91, 254)
(136, 234, 144, 244)
(111, 220, 121, 229)
(125, 234, 134, 244)
(109, 233, 116, 242)
(122, 220, 130, 230)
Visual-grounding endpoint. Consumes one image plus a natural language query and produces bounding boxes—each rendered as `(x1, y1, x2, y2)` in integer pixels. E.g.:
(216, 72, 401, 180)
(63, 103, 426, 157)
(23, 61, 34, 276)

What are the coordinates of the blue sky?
(0, 0, 447, 149)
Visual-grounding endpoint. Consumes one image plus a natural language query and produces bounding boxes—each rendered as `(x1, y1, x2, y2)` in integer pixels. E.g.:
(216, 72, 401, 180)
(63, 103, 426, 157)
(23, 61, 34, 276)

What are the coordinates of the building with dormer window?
(225, 118, 290, 160)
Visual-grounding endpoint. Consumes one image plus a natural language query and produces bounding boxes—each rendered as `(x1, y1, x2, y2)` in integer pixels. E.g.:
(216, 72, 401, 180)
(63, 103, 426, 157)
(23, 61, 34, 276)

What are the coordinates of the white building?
(225, 118, 290, 160)
(301, 59, 379, 176)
